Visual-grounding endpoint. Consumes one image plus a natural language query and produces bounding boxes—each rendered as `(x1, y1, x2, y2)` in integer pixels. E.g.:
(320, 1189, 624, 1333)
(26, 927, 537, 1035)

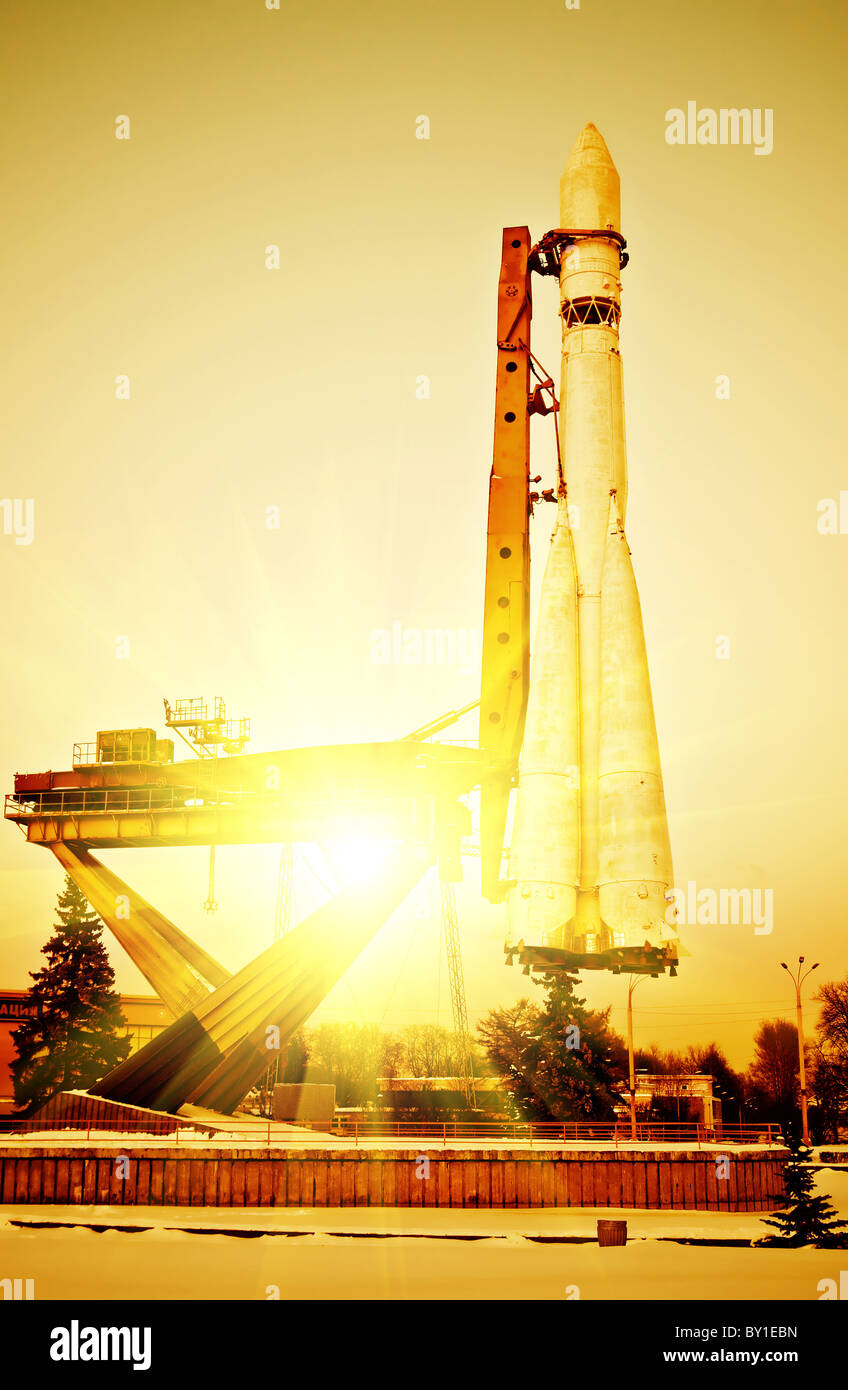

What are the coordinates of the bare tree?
(811, 978, 848, 1136)
(397, 1024, 475, 1078)
(302, 1023, 399, 1106)
(748, 1019, 799, 1112)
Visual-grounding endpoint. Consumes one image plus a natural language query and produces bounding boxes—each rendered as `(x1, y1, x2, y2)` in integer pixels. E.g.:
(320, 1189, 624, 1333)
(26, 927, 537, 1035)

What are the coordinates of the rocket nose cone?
(560, 122, 620, 232)
(565, 122, 615, 167)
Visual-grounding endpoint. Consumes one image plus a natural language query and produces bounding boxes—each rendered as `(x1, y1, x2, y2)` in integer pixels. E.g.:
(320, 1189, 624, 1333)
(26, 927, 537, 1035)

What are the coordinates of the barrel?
(597, 1219, 627, 1247)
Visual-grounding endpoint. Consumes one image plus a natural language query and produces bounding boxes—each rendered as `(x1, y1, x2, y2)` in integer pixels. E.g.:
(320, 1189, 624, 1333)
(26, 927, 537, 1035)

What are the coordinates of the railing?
(424, 738, 480, 748)
(72, 742, 159, 769)
(165, 697, 223, 726)
(331, 1119, 783, 1147)
(3, 785, 413, 831)
(5, 786, 308, 820)
(6, 787, 210, 819)
(72, 742, 99, 767)
(0, 1117, 783, 1148)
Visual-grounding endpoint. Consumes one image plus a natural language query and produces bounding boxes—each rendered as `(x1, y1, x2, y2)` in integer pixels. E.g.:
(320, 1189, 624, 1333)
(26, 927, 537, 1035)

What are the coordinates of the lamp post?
(626, 975, 649, 1141)
(780, 956, 819, 1146)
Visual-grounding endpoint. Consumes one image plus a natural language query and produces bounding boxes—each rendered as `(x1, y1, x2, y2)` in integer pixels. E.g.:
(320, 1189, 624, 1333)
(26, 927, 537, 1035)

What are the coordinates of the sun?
(323, 837, 397, 890)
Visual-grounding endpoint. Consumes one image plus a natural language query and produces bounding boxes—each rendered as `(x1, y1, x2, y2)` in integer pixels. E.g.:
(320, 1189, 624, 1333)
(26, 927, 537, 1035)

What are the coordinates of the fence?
(332, 1119, 782, 1147)
(0, 1116, 782, 1148)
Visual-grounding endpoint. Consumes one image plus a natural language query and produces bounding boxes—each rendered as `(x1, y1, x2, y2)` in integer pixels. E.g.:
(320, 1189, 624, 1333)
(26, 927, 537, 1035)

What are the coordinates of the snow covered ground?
(0, 1202, 793, 1241)
(0, 1161, 843, 1300)
(0, 1128, 786, 1152)
(0, 1219, 842, 1300)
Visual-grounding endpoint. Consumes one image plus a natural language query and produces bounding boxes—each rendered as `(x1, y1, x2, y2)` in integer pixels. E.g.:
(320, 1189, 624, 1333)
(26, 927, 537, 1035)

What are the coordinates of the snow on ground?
(811, 1166, 848, 1215)
(2, 1128, 220, 1146)
(0, 1220, 841, 1300)
(0, 1129, 785, 1152)
(0, 1202, 778, 1241)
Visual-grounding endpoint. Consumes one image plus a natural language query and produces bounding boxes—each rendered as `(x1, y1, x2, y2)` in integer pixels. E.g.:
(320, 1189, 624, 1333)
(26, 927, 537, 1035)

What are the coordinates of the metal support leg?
(51, 843, 229, 1015)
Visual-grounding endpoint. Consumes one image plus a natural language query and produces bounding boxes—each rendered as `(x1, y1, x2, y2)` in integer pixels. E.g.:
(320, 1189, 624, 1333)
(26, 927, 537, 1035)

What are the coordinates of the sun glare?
(324, 837, 396, 889)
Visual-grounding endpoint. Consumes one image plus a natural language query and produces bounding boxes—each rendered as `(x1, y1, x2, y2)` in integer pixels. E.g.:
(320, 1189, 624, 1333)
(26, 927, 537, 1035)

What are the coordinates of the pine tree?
(762, 1134, 848, 1248)
(11, 875, 131, 1114)
(477, 970, 627, 1121)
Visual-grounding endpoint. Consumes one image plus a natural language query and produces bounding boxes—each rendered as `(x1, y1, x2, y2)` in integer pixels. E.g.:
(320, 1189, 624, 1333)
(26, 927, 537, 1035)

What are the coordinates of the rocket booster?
(508, 125, 677, 964)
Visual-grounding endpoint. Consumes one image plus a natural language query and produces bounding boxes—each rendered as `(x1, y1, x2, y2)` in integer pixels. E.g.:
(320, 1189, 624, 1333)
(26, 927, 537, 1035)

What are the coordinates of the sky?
(1, 0, 846, 1069)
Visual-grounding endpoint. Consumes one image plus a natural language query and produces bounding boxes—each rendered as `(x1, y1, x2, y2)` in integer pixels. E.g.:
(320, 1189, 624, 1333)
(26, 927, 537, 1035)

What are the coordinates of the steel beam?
(51, 844, 227, 1015)
(91, 843, 432, 1112)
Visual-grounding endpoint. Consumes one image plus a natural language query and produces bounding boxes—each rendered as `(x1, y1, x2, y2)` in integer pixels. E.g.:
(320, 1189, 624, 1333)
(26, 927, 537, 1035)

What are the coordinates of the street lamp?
(626, 975, 650, 1141)
(780, 956, 819, 1145)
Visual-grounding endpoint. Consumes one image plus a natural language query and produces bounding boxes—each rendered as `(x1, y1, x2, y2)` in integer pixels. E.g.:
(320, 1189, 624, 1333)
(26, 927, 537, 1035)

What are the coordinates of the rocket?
(507, 124, 678, 972)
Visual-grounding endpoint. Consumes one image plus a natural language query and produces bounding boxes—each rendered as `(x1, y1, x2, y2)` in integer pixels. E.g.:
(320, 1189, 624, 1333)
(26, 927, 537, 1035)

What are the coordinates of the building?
(116, 995, 174, 1055)
(0, 989, 173, 1115)
(0, 991, 38, 1113)
(376, 1075, 509, 1115)
(617, 1071, 720, 1130)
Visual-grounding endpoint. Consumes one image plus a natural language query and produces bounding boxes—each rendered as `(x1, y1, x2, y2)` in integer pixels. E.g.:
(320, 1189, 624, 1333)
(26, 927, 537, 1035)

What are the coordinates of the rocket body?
(508, 125, 676, 961)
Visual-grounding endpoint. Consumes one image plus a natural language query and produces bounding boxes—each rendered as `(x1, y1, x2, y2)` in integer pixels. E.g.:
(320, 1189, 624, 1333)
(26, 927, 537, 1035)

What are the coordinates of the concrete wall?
(0, 1145, 787, 1210)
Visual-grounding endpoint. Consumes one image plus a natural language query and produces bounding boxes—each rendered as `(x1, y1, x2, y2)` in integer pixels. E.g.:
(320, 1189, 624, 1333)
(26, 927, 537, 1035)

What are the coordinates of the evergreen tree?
(761, 1134, 848, 1248)
(281, 1029, 310, 1085)
(477, 970, 627, 1121)
(11, 875, 131, 1114)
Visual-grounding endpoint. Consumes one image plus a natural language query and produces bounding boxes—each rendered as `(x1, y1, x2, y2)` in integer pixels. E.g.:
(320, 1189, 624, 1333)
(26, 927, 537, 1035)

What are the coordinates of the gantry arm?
(478, 227, 533, 901)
